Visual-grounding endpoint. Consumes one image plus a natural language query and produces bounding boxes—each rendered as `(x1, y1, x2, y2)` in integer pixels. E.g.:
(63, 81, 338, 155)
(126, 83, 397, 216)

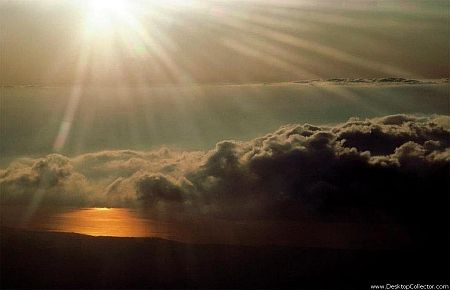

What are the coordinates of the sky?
(0, 0, 449, 247)
(0, 0, 449, 86)
(1, 81, 448, 161)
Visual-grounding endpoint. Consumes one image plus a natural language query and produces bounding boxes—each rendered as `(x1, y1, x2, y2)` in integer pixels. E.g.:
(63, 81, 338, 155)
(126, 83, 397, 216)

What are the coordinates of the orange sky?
(1, 0, 448, 85)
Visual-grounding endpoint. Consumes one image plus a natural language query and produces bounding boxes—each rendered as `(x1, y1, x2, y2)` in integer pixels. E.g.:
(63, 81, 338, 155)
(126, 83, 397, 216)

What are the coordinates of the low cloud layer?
(319, 77, 449, 85)
(1, 115, 449, 231)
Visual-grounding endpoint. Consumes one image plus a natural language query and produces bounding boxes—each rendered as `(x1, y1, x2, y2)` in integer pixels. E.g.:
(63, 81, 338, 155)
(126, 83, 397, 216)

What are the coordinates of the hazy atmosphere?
(1, 0, 448, 85)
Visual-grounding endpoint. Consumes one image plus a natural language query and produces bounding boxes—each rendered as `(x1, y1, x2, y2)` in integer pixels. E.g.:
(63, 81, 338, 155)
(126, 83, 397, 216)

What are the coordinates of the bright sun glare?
(85, 0, 130, 34)
(83, 0, 189, 36)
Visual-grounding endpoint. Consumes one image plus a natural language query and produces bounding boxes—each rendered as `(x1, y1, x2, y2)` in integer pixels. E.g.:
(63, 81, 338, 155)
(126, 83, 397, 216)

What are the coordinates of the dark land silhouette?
(1, 227, 448, 289)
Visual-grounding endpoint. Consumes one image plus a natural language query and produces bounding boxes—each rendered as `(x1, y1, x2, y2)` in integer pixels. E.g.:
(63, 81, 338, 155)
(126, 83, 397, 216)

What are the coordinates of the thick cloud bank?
(1, 114, 449, 230)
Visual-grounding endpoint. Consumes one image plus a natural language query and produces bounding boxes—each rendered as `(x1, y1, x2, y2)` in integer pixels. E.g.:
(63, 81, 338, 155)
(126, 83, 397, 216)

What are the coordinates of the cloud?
(135, 174, 185, 205)
(292, 78, 449, 85)
(334, 114, 449, 155)
(0, 154, 91, 206)
(1, 114, 449, 232)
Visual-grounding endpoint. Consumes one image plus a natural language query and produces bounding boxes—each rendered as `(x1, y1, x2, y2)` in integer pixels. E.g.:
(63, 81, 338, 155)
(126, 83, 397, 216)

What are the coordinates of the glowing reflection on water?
(1, 206, 173, 238)
(0, 206, 411, 248)
(49, 207, 153, 237)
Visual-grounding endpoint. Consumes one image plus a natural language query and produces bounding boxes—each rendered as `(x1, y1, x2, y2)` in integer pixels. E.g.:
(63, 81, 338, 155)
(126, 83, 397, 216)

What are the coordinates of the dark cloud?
(1, 114, 449, 239)
(334, 114, 449, 155)
(135, 174, 185, 206)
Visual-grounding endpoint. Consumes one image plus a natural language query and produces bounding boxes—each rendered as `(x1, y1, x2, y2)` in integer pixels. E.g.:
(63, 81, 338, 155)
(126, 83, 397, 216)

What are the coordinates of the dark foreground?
(1, 228, 448, 289)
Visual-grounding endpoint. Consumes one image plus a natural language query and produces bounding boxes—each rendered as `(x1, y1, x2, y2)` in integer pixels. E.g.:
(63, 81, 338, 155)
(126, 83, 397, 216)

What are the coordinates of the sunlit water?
(0, 206, 411, 248)
(36, 207, 155, 237)
(1, 207, 170, 238)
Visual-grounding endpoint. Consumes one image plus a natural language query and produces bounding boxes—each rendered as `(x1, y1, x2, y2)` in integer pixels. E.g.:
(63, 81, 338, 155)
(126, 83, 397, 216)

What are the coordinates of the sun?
(89, 0, 127, 11)
(82, 0, 197, 37)
(84, 0, 132, 35)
